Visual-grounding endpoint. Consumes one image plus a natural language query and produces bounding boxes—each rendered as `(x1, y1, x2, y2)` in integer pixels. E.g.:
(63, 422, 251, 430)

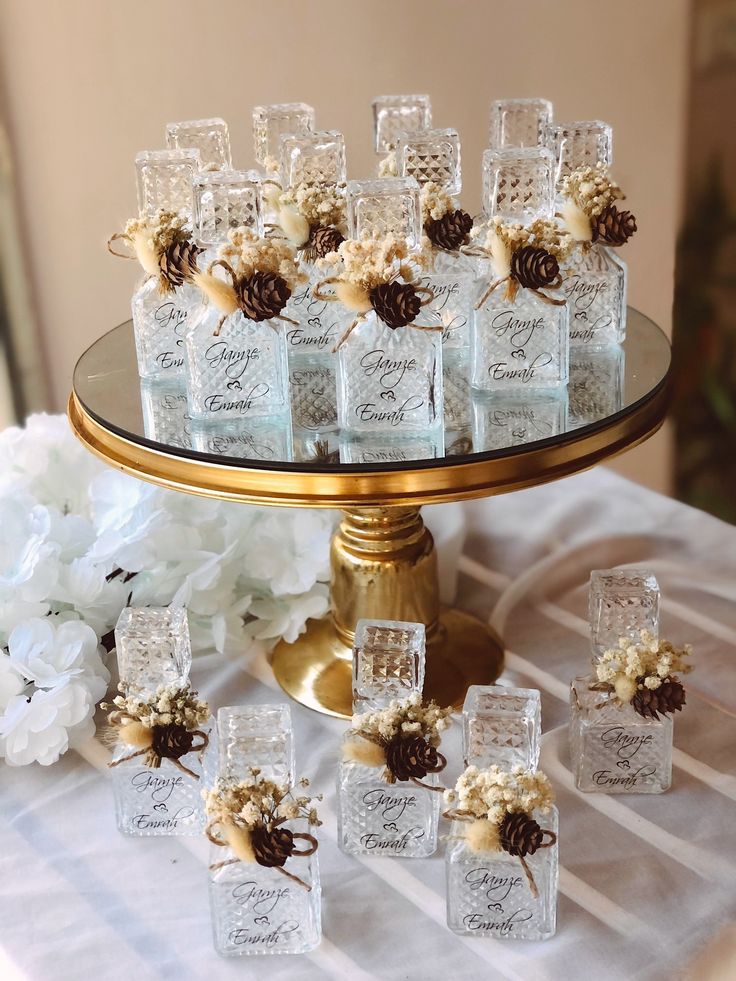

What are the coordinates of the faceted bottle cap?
(488, 98, 553, 150)
(372, 94, 432, 153)
(346, 176, 421, 246)
(192, 169, 263, 247)
(548, 120, 613, 187)
(166, 118, 232, 169)
(252, 103, 315, 168)
(135, 148, 200, 216)
(115, 606, 191, 695)
(352, 618, 426, 713)
(396, 128, 462, 196)
(482, 146, 555, 223)
(280, 130, 347, 188)
(217, 704, 294, 784)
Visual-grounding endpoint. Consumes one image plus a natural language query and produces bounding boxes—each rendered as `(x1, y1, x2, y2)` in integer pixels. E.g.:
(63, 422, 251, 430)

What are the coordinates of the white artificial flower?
(50, 558, 128, 638)
(244, 511, 333, 596)
(249, 583, 330, 644)
(0, 498, 60, 601)
(0, 654, 24, 710)
(8, 618, 109, 702)
(0, 679, 92, 766)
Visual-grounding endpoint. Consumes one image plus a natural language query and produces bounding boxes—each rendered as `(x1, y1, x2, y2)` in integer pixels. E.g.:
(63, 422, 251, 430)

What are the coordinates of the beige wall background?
(0, 0, 690, 492)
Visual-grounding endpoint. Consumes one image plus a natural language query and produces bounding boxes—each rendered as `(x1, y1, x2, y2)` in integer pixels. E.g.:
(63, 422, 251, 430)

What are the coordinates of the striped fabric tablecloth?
(2, 467, 735, 981)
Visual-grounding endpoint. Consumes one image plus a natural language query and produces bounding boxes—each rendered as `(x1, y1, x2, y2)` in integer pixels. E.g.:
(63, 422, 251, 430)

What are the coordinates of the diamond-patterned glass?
(352, 619, 425, 712)
(568, 347, 625, 429)
(589, 569, 660, 657)
(346, 177, 421, 246)
(372, 94, 432, 153)
(472, 392, 568, 451)
(549, 120, 613, 187)
(396, 128, 461, 195)
(488, 98, 553, 149)
(252, 103, 315, 167)
(115, 607, 191, 695)
(166, 117, 232, 169)
(135, 149, 200, 216)
(481, 147, 554, 222)
(280, 130, 347, 187)
(462, 685, 541, 769)
(217, 704, 294, 784)
(192, 169, 263, 247)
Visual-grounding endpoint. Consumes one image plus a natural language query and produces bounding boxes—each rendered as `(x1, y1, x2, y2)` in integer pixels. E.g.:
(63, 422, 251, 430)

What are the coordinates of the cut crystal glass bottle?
(139, 377, 192, 449)
(252, 103, 315, 169)
(132, 278, 200, 380)
(339, 432, 444, 464)
(346, 177, 421, 247)
(190, 415, 293, 462)
(570, 676, 672, 793)
(193, 170, 263, 249)
(488, 98, 553, 150)
(289, 356, 338, 432)
(279, 130, 347, 187)
(446, 806, 558, 939)
(184, 304, 290, 422)
(589, 569, 660, 657)
(166, 118, 232, 169)
(416, 252, 484, 351)
(217, 705, 294, 783)
(396, 128, 462, 195)
(336, 310, 444, 436)
(472, 392, 567, 451)
(135, 148, 200, 217)
(285, 270, 350, 356)
(111, 607, 213, 837)
(549, 120, 613, 189)
(372, 94, 432, 153)
(352, 619, 426, 713)
(462, 685, 541, 769)
(481, 146, 555, 222)
(568, 347, 624, 429)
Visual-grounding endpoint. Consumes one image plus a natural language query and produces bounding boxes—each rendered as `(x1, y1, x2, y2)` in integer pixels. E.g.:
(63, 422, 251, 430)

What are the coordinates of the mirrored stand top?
(69, 309, 670, 507)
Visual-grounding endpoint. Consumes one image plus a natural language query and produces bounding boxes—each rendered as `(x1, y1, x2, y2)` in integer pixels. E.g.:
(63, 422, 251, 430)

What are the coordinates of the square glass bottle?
(472, 392, 567, 451)
(192, 170, 263, 249)
(217, 704, 294, 783)
(570, 676, 672, 793)
(252, 103, 315, 169)
(396, 128, 462, 195)
(346, 177, 421, 247)
(589, 569, 660, 657)
(445, 806, 558, 939)
(139, 377, 191, 449)
(417, 251, 484, 351)
(289, 357, 338, 433)
(135, 148, 200, 217)
(549, 120, 613, 188)
(132, 278, 200, 380)
(166, 117, 232, 169)
(336, 311, 444, 436)
(279, 130, 347, 187)
(462, 685, 541, 769)
(352, 619, 426, 712)
(372, 94, 432, 153)
(488, 98, 553, 150)
(568, 347, 625, 429)
(184, 304, 290, 421)
(190, 415, 293, 462)
(110, 607, 213, 836)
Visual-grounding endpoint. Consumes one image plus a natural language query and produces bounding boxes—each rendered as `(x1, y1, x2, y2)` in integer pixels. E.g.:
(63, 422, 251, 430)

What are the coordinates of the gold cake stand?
(68, 311, 671, 718)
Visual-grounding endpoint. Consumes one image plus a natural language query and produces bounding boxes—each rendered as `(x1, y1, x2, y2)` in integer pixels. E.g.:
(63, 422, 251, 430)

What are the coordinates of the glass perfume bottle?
(252, 103, 316, 170)
(135, 148, 200, 217)
(568, 346, 625, 429)
(445, 805, 558, 939)
(570, 676, 672, 793)
(184, 304, 290, 422)
(336, 310, 444, 436)
(372, 94, 432, 153)
(346, 177, 421, 247)
(488, 98, 553, 150)
(166, 117, 232, 169)
(418, 252, 485, 351)
(208, 708, 321, 957)
(289, 357, 338, 431)
(189, 415, 293, 462)
(339, 432, 445, 464)
(462, 685, 541, 769)
(139, 376, 192, 449)
(472, 391, 567, 451)
(192, 170, 263, 250)
(109, 607, 213, 836)
(589, 568, 660, 657)
(551, 121, 626, 348)
(472, 147, 568, 395)
(279, 130, 347, 187)
(352, 619, 426, 712)
(396, 128, 462, 195)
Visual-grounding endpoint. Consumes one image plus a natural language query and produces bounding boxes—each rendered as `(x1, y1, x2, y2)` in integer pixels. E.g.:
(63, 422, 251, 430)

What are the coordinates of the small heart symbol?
(511, 428, 527, 440)
(227, 379, 242, 391)
(153, 802, 168, 812)
(379, 390, 396, 402)
(313, 386, 325, 396)
(616, 759, 631, 769)
(511, 349, 526, 360)
(574, 310, 588, 321)
(254, 915, 270, 927)
(383, 822, 399, 832)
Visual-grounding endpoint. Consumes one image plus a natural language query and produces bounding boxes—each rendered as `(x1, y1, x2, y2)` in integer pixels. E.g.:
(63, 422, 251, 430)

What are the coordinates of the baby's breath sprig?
(592, 631, 692, 719)
(559, 162, 637, 247)
(107, 211, 202, 294)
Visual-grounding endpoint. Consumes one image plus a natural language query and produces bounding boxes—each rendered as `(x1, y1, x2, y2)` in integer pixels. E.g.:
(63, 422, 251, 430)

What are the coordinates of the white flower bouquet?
(0, 414, 334, 766)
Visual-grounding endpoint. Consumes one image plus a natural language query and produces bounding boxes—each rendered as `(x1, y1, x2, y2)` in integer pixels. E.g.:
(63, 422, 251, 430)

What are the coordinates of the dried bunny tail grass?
(118, 721, 153, 749)
(278, 205, 311, 247)
(192, 270, 239, 315)
(336, 281, 373, 313)
(130, 229, 161, 276)
(343, 738, 387, 768)
(223, 820, 256, 864)
(488, 227, 513, 280)
(465, 818, 501, 854)
(560, 201, 593, 242)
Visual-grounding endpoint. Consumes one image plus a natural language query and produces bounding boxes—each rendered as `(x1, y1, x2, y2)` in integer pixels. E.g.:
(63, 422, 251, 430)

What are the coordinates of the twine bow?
(201, 259, 299, 337)
(107, 713, 209, 780)
(345, 730, 448, 793)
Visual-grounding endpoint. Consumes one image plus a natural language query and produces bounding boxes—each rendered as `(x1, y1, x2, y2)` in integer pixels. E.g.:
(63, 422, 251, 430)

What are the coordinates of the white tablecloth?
(2, 468, 736, 981)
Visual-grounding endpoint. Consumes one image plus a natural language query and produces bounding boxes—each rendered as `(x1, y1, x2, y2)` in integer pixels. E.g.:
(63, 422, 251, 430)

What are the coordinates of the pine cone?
(237, 271, 292, 322)
(510, 246, 560, 290)
(385, 734, 440, 782)
(310, 225, 345, 259)
(425, 209, 473, 251)
(150, 723, 194, 761)
(251, 824, 295, 868)
(499, 811, 545, 858)
(632, 676, 686, 720)
(369, 281, 421, 329)
(590, 204, 637, 246)
(159, 240, 202, 291)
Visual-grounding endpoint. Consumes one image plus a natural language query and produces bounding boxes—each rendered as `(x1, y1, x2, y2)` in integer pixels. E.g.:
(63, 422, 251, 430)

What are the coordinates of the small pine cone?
(590, 204, 637, 246)
(310, 225, 345, 259)
(237, 271, 292, 322)
(425, 209, 473, 251)
(369, 281, 421, 329)
(251, 824, 295, 868)
(385, 734, 440, 782)
(498, 811, 545, 858)
(510, 246, 560, 290)
(150, 723, 194, 761)
(159, 240, 202, 290)
(632, 676, 686, 720)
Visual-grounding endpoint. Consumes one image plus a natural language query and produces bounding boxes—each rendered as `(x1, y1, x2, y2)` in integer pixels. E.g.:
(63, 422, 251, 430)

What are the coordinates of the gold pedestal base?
(271, 506, 504, 718)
